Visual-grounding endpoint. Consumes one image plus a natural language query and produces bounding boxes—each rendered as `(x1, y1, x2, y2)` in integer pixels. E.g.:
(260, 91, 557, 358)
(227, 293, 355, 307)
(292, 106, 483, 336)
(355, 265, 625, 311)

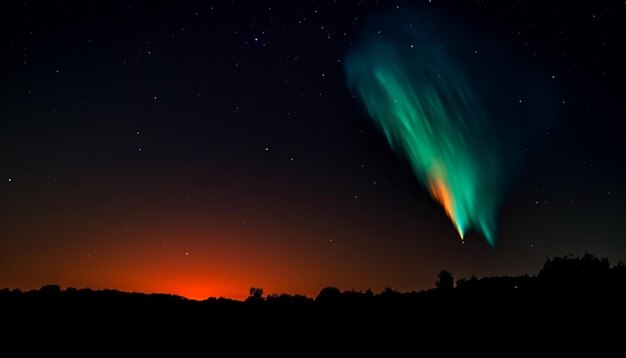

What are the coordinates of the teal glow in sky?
(345, 11, 551, 246)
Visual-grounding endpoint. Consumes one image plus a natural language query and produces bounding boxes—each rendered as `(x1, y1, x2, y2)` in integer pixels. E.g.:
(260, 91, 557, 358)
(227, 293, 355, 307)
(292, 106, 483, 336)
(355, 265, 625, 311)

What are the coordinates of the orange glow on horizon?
(0, 190, 443, 300)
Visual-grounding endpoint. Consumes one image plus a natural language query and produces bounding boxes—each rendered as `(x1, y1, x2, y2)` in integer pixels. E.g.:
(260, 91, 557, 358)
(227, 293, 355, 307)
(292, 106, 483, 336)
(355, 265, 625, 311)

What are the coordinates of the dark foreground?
(2, 255, 625, 347)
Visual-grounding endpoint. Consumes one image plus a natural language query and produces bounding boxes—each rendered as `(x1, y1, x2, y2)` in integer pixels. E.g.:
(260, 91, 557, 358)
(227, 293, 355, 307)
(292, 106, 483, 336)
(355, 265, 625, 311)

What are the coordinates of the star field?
(0, 0, 624, 300)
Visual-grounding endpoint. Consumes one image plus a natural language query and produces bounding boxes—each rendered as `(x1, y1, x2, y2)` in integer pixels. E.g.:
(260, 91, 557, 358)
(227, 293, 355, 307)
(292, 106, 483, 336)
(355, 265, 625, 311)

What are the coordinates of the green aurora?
(345, 12, 551, 247)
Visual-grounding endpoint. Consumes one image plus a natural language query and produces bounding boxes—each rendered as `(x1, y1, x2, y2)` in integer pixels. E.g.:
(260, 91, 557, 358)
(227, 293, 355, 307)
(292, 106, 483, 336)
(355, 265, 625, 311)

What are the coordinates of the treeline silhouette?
(1, 253, 624, 307)
(2, 253, 624, 347)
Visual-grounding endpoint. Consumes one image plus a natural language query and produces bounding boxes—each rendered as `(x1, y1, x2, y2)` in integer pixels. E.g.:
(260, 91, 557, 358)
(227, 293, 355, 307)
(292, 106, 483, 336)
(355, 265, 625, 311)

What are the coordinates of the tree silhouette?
(246, 287, 264, 303)
(316, 286, 342, 303)
(1, 254, 623, 312)
(436, 270, 454, 290)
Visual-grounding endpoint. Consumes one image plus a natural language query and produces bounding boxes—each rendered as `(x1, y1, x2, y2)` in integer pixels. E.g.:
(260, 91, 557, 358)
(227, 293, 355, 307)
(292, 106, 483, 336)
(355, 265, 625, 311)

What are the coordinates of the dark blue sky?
(1, 0, 624, 299)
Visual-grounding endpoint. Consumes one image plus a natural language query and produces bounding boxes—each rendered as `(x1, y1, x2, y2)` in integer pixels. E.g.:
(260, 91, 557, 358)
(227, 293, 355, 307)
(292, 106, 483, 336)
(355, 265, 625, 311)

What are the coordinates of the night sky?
(1, 0, 624, 300)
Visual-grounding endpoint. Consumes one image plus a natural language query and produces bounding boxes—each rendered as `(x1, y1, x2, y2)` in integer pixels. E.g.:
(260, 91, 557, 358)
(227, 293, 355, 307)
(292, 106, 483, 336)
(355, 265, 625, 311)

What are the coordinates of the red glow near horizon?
(0, 208, 443, 301)
(0, 174, 449, 301)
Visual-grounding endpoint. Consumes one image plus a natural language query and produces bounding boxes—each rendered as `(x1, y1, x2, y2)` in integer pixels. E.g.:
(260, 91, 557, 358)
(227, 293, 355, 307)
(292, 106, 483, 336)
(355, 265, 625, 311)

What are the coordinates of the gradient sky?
(1, 0, 625, 300)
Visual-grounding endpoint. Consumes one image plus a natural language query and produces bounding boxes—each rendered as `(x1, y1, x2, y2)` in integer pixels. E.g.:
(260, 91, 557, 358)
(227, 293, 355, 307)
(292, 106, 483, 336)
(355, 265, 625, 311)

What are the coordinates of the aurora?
(345, 11, 549, 246)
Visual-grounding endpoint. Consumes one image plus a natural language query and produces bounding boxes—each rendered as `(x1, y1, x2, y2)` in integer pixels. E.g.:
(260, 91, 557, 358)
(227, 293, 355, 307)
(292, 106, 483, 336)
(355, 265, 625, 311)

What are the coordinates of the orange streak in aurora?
(428, 177, 463, 239)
